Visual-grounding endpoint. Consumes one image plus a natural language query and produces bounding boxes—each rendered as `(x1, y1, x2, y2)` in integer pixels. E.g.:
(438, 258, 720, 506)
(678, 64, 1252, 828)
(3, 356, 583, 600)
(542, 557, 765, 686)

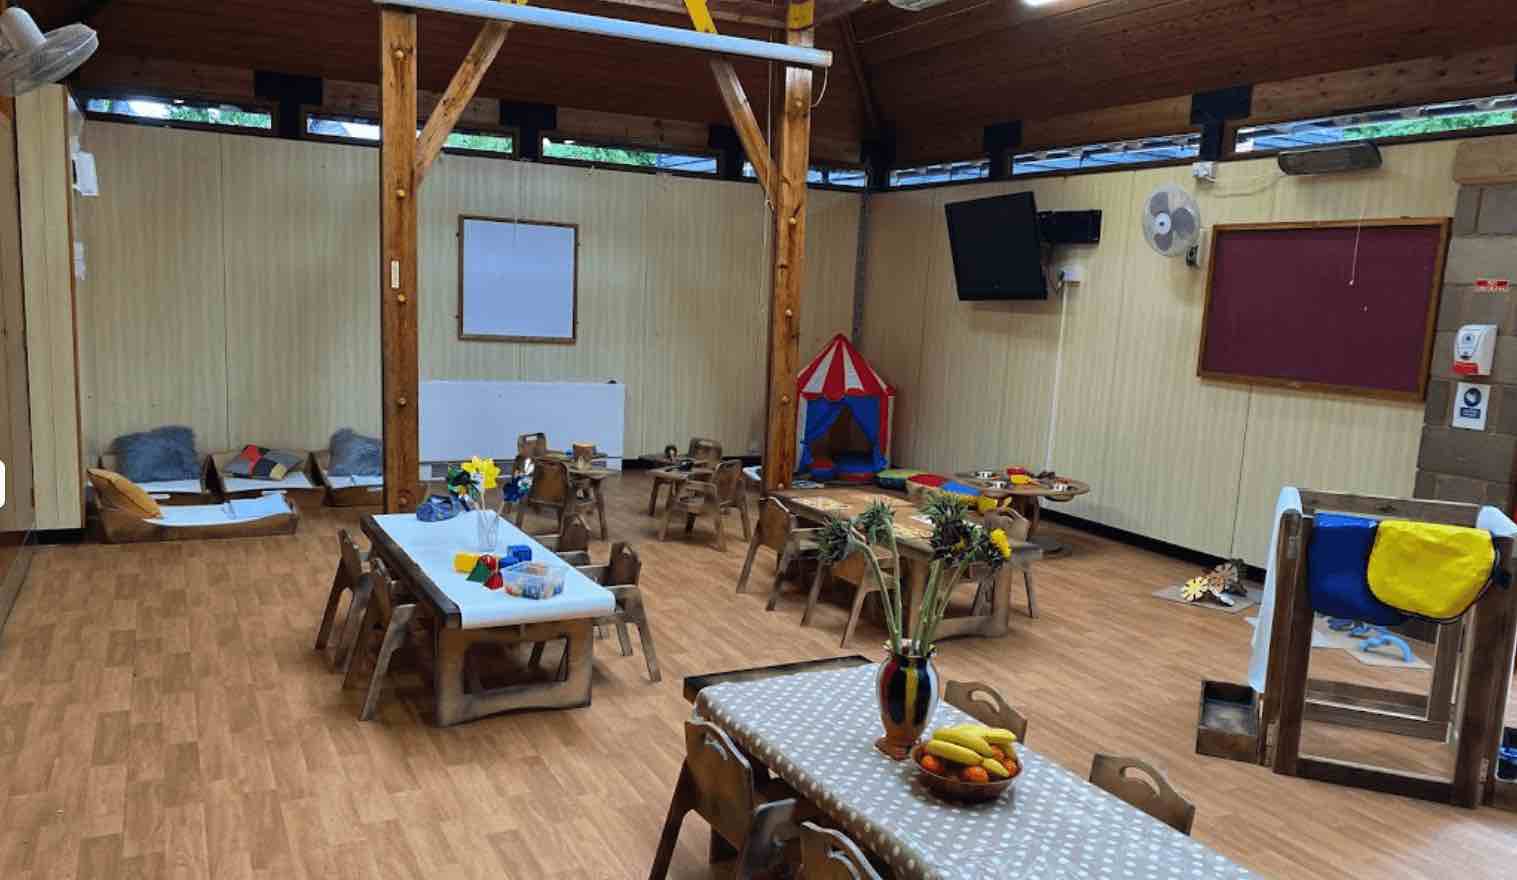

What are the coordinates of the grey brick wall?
(1417, 183, 1517, 512)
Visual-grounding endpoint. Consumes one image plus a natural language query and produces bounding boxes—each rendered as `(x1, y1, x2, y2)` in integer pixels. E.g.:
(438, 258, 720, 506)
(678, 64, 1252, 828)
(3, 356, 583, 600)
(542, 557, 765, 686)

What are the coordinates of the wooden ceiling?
(28, 0, 1517, 159)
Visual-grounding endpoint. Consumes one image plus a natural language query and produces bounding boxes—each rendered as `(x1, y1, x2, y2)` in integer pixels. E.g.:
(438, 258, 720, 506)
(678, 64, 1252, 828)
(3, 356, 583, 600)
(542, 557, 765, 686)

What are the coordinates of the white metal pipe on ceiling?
(375, 0, 834, 68)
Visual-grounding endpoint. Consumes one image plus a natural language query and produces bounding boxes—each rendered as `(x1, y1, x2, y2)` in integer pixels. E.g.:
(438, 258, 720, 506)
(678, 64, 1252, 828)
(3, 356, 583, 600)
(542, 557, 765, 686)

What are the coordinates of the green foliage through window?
(85, 97, 271, 130)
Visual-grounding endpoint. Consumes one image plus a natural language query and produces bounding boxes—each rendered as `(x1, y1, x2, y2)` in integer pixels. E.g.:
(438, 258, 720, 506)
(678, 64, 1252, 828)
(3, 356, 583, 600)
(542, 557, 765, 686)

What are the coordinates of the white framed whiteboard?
(458, 215, 578, 343)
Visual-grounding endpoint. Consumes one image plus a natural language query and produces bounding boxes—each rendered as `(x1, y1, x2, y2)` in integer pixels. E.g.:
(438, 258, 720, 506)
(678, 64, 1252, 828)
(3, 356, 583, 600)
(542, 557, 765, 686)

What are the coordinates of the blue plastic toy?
(506, 544, 532, 565)
(1362, 629, 1413, 663)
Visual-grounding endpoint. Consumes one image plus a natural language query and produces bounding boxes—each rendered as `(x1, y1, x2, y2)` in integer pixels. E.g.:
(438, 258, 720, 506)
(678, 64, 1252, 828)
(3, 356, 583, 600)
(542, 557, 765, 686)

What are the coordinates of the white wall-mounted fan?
(0, 8, 97, 97)
(1142, 184, 1203, 266)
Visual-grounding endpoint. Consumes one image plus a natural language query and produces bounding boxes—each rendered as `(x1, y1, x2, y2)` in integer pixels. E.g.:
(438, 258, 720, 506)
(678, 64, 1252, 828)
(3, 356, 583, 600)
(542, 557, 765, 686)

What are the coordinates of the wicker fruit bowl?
(910, 743, 1020, 803)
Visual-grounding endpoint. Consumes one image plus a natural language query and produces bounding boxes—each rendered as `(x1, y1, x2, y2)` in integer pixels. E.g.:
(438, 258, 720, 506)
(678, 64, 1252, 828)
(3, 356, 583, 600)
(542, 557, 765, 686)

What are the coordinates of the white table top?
(697, 665, 1255, 880)
(369, 511, 614, 630)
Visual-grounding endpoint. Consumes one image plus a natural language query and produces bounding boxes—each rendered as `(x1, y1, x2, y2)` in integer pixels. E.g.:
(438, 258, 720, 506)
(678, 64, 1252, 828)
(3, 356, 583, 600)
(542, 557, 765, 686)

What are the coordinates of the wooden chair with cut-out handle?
(1088, 754, 1196, 835)
(944, 679, 1030, 745)
(801, 546, 896, 649)
(799, 822, 884, 880)
(575, 542, 660, 682)
(660, 458, 750, 551)
(649, 719, 801, 880)
(315, 529, 374, 672)
(736, 496, 821, 608)
(343, 557, 421, 721)
(648, 436, 724, 515)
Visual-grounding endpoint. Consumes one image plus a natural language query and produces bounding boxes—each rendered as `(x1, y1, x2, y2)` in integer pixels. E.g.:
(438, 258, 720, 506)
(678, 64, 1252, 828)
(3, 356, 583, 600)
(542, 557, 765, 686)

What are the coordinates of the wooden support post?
(380, 8, 421, 513)
(761, 10, 815, 493)
(416, 21, 512, 186)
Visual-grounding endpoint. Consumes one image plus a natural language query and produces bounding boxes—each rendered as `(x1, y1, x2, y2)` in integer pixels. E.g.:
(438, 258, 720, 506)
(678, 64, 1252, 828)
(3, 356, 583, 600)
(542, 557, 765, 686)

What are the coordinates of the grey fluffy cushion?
(329, 429, 382, 476)
(112, 426, 199, 483)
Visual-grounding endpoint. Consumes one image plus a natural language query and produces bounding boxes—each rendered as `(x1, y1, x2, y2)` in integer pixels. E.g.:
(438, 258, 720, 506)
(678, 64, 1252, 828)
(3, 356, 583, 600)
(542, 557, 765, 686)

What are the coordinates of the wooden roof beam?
(415, 20, 511, 185)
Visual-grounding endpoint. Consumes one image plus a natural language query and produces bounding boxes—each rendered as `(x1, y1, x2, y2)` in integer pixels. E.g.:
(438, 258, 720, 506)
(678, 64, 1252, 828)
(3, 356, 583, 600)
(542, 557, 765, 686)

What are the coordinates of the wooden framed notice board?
(458, 215, 579, 343)
(1197, 218, 1451, 402)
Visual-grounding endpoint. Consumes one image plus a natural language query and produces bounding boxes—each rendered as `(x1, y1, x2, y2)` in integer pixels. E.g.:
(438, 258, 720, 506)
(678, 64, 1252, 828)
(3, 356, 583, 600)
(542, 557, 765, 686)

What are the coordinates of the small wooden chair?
(983, 510, 1042, 618)
(517, 432, 548, 458)
(647, 437, 724, 515)
(736, 497, 821, 608)
(660, 459, 750, 551)
(515, 457, 595, 534)
(944, 680, 1029, 744)
(802, 548, 896, 649)
(343, 559, 420, 721)
(315, 529, 375, 671)
(576, 542, 660, 682)
(536, 512, 593, 566)
(1088, 754, 1196, 835)
(650, 720, 800, 880)
(799, 822, 883, 880)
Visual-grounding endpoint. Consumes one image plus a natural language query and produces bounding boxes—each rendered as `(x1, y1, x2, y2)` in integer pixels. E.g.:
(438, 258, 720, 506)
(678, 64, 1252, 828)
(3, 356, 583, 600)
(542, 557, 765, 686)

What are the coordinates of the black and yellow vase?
(874, 646, 940, 760)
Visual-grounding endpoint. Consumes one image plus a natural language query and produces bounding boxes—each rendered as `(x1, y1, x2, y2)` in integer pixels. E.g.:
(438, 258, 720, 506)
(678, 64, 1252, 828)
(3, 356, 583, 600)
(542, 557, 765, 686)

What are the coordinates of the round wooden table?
(954, 471, 1091, 557)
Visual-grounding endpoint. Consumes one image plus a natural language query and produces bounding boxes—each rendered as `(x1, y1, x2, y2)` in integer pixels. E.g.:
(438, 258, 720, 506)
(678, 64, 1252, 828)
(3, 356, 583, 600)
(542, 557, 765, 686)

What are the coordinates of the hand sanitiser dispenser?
(1453, 324, 1498, 377)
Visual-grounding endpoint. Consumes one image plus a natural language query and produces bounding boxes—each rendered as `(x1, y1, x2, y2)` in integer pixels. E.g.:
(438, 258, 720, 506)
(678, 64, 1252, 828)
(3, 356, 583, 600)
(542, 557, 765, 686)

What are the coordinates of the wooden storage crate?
(1196, 680, 1265, 764)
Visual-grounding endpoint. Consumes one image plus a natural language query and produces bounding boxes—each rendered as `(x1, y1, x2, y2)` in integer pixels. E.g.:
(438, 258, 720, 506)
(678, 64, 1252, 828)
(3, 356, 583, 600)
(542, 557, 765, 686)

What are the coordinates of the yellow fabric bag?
(1366, 520, 1496, 622)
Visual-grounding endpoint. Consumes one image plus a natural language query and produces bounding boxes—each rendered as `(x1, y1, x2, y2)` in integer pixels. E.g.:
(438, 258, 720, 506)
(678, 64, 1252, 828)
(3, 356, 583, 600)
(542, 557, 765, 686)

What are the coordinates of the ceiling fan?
(0, 7, 98, 96)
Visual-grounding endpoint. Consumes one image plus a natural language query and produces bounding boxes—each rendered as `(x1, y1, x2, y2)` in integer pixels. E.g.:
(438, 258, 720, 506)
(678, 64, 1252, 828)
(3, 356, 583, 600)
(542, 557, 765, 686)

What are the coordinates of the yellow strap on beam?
(683, 0, 718, 34)
(787, 0, 814, 30)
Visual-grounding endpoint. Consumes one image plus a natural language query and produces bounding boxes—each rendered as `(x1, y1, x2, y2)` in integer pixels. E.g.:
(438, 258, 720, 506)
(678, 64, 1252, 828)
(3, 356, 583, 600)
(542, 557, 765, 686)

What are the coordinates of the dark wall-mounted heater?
(1277, 141, 1383, 175)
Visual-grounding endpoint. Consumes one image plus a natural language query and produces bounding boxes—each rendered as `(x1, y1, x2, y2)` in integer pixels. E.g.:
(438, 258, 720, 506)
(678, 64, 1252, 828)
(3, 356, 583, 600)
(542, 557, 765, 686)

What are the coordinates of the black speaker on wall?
(1038, 210, 1102, 245)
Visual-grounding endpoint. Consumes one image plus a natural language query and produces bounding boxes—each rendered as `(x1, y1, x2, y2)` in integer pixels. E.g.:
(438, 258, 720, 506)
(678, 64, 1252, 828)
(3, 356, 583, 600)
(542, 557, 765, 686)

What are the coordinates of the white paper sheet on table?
(1248, 487, 1517, 692)
(148, 493, 292, 527)
(371, 511, 614, 629)
(222, 472, 314, 492)
(137, 479, 203, 495)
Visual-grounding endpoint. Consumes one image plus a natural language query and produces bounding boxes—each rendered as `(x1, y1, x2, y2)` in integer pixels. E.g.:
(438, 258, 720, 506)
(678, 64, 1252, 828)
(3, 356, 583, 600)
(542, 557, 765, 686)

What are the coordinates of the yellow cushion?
(1367, 520, 1495, 621)
(87, 468, 162, 519)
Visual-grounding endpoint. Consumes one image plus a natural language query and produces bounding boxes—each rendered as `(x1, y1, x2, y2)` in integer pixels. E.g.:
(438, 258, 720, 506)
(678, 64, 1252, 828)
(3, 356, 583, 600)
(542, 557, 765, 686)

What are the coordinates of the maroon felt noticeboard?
(1197, 218, 1451, 402)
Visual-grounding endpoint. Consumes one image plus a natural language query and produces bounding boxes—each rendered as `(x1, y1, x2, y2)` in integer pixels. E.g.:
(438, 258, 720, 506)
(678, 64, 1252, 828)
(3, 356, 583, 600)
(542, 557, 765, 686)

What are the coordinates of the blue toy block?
(507, 544, 532, 564)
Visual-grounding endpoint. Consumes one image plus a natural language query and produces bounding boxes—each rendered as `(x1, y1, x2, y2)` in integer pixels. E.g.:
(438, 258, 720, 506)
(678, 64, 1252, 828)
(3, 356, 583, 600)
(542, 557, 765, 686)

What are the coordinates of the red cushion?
(907, 473, 947, 488)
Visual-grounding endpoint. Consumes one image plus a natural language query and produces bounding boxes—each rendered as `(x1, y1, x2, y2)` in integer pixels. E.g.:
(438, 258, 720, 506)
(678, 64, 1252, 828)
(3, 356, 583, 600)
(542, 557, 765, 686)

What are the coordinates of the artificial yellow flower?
(462, 456, 501, 490)
(989, 527, 1012, 560)
(1181, 576, 1210, 602)
(976, 495, 998, 514)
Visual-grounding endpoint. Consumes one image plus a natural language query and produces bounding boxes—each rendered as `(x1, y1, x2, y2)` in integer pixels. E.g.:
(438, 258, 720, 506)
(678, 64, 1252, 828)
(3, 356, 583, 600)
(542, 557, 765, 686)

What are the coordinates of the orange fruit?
(919, 754, 945, 775)
(989, 746, 1007, 762)
(960, 765, 990, 784)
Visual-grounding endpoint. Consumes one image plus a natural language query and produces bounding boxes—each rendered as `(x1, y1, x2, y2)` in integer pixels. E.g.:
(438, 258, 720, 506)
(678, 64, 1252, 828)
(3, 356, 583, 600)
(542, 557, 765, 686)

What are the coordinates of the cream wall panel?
(857, 189, 934, 465)
(801, 189, 863, 359)
(221, 135, 378, 451)
(76, 123, 230, 458)
(0, 106, 34, 533)
(79, 125, 860, 467)
(16, 86, 81, 529)
(861, 139, 1467, 564)
(1229, 141, 1461, 564)
(1095, 164, 1263, 555)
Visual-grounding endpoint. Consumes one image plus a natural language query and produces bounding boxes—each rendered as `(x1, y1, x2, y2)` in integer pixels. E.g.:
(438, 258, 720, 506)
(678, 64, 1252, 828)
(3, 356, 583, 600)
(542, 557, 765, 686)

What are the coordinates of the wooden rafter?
(709, 59, 774, 194)
(591, 0, 873, 29)
(416, 21, 512, 185)
(837, 16, 880, 136)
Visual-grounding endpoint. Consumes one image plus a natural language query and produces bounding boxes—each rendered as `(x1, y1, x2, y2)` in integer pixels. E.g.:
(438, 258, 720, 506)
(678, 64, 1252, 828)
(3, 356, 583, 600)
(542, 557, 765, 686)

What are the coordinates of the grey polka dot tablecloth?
(696, 665, 1255, 880)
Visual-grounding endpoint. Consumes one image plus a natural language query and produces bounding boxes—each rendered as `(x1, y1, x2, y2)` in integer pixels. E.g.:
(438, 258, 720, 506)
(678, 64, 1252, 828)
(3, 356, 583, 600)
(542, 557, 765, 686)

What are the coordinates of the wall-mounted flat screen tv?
(944, 191, 1047, 300)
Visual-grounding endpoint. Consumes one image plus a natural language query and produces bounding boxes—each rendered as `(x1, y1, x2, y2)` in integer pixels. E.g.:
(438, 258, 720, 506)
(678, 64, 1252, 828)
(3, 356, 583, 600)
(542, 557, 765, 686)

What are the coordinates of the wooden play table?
(773, 487, 1037, 640)
(360, 511, 614, 726)
(955, 471, 1091, 556)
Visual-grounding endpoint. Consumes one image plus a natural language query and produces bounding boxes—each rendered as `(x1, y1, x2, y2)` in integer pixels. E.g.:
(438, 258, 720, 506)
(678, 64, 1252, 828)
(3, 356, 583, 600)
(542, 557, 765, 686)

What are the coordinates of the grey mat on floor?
(1152, 584, 1262, 614)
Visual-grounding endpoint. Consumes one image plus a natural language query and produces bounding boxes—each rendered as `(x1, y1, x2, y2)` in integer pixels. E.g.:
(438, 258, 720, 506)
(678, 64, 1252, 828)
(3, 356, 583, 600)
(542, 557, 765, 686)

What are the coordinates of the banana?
(924, 739, 982, 766)
(976, 727, 1019, 747)
(980, 758, 1011, 779)
(932, 726, 994, 757)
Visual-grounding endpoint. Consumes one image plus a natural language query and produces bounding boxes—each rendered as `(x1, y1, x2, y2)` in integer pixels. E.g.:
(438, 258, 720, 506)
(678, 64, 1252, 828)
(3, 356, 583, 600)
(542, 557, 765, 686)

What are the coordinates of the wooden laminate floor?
(2, 472, 1517, 879)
